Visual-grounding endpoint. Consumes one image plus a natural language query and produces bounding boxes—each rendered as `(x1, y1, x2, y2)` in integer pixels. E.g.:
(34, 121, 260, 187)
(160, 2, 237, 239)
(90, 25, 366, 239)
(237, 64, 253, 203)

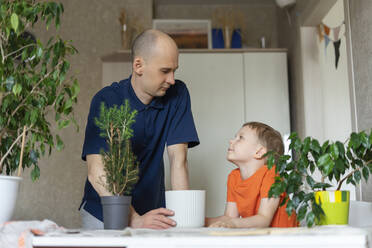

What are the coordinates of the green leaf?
(313, 182, 332, 189)
(318, 154, 334, 176)
(362, 167, 369, 181)
(303, 137, 311, 154)
(12, 84, 22, 95)
(31, 165, 40, 181)
(56, 135, 64, 151)
(306, 212, 315, 227)
(11, 13, 19, 31)
(310, 139, 321, 154)
(30, 109, 38, 124)
(321, 140, 330, 153)
(330, 143, 339, 159)
(354, 170, 362, 183)
(350, 132, 362, 150)
(267, 154, 275, 168)
(57, 119, 70, 129)
(297, 205, 307, 221)
(306, 176, 315, 188)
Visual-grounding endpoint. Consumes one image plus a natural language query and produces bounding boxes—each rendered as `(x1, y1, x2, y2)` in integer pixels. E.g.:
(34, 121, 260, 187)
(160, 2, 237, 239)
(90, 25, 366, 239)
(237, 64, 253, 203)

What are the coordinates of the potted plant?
(95, 100, 140, 230)
(266, 130, 372, 227)
(0, 0, 79, 223)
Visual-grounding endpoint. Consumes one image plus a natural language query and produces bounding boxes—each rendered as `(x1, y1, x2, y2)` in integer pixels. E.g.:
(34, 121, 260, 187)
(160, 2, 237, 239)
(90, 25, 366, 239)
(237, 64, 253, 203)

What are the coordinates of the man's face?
(140, 44, 179, 98)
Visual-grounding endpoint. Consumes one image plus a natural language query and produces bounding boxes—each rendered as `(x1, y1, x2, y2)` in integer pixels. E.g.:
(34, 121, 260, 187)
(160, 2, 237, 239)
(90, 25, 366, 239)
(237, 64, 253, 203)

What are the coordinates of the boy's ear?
(254, 146, 267, 160)
(132, 57, 144, 75)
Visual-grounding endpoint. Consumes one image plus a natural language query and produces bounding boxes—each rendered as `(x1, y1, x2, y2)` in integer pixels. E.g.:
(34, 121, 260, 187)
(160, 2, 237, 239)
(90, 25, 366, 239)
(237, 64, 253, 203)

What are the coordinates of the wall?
(301, 0, 351, 142)
(278, 0, 357, 198)
(347, 0, 372, 202)
(13, 0, 152, 228)
(155, 2, 278, 48)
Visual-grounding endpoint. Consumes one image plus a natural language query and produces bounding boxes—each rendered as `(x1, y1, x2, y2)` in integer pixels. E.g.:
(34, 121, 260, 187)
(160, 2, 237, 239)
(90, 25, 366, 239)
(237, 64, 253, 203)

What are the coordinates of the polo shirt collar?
(127, 75, 165, 111)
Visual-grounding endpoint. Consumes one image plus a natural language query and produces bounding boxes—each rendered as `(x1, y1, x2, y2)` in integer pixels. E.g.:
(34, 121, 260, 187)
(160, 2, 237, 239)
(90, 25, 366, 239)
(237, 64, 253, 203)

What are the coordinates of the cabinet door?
(243, 52, 290, 136)
(164, 53, 245, 217)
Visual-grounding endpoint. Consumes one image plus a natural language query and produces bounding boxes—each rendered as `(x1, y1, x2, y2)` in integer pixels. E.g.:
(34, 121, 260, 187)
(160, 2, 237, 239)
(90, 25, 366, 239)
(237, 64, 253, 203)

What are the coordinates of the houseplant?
(0, 0, 79, 223)
(266, 130, 372, 227)
(95, 100, 140, 229)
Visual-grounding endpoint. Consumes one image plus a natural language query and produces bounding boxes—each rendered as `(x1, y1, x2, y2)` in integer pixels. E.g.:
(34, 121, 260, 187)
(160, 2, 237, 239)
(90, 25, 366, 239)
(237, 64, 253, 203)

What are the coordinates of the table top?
(32, 226, 372, 248)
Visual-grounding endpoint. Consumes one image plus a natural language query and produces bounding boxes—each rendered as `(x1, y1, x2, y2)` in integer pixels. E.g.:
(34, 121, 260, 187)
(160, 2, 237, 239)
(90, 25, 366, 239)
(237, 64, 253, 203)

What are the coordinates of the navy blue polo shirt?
(80, 76, 199, 221)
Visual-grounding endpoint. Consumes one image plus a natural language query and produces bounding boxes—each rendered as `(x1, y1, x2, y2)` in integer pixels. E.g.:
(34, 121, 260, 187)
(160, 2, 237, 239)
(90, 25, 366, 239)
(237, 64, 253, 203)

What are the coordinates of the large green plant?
(95, 100, 139, 196)
(0, 0, 79, 180)
(267, 130, 372, 227)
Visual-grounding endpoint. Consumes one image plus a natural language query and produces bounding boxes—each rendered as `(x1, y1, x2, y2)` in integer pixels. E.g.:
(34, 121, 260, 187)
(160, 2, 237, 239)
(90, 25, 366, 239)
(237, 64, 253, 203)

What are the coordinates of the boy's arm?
(209, 198, 280, 228)
(206, 202, 239, 226)
(222, 197, 280, 228)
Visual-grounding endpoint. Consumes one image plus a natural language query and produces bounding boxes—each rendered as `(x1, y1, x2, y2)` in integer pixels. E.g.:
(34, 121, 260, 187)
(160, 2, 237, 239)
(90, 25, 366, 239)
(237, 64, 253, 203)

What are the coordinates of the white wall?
(300, 0, 354, 197)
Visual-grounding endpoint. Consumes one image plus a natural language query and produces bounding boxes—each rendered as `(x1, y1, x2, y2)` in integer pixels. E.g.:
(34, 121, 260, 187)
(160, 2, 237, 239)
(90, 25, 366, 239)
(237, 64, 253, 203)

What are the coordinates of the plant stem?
(0, 126, 31, 170)
(7, 60, 64, 127)
(336, 159, 372, 190)
(5, 43, 36, 60)
(17, 126, 27, 177)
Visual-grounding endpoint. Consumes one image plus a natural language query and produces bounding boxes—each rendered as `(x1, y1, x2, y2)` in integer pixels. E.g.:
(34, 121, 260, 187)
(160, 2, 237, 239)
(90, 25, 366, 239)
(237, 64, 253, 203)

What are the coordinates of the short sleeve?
(227, 170, 237, 202)
(81, 94, 108, 161)
(166, 84, 199, 148)
(260, 167, 277, 198)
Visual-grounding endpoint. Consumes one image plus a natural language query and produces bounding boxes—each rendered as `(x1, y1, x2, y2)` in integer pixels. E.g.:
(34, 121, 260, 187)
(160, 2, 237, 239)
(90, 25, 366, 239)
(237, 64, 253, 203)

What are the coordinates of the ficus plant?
(95, 100, 140, 196)
(0, 0, 79, 180)
(266, 130, 372, 227)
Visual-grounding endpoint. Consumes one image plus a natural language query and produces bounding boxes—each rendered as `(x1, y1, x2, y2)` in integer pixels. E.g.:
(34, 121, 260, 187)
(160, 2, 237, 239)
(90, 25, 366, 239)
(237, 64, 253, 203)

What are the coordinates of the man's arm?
(87, 154, 111, 196)
(87, 154, 176, 229)
(167, 143, 189, 190)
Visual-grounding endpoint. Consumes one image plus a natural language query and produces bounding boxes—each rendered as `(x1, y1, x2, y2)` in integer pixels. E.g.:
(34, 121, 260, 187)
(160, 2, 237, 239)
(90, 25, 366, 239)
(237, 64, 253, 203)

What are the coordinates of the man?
(80, 30, 199, 229)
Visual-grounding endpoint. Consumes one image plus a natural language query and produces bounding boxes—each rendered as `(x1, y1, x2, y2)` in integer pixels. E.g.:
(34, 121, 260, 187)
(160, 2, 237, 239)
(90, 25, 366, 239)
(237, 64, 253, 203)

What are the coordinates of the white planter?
(165, 190, 205, 228)
(0, 175, 22, 224)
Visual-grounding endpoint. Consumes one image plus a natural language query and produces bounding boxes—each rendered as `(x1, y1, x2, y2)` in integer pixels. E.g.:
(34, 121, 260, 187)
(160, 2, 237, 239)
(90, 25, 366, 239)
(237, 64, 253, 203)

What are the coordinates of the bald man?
(79, 30, 199, 229)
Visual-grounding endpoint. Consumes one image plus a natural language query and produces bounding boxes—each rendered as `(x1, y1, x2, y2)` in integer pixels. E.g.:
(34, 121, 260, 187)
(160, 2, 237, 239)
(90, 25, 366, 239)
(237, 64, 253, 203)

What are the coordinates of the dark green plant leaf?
(306, 212, 315, 227)
(350, 132, 361, 150)
(297, 204, 307, 221)
(31, 165, 40, 181)
(330, 143, 339, 159)
(362, 167, 369, 181)
(310, 139, 321, 154)
(56, 135, 64, 151)
(354, 170, 361, 183)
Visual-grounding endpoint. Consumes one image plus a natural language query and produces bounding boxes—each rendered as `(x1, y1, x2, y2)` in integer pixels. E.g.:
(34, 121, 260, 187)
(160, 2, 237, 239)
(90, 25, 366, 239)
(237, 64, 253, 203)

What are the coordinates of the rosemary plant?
(95, 99, 139, 196)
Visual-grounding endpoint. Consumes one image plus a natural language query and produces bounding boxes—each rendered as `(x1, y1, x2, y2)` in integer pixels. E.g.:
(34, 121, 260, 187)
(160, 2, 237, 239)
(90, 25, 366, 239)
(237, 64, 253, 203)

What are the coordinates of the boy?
(206, 122, 297, 228)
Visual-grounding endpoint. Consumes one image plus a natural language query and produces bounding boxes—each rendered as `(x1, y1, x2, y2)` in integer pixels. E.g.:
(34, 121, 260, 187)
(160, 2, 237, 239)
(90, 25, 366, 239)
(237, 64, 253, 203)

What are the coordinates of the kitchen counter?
(32, 226, 372, 248)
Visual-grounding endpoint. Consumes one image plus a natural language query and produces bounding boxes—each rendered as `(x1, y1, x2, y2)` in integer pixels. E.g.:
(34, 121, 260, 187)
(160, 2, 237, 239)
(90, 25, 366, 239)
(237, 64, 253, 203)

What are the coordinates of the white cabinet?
(101, 50, 290, 218)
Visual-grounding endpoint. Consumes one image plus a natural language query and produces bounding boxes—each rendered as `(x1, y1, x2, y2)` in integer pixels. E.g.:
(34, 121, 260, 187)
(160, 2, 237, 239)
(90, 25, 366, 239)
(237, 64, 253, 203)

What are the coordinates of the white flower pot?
(0, 175, 22, 224)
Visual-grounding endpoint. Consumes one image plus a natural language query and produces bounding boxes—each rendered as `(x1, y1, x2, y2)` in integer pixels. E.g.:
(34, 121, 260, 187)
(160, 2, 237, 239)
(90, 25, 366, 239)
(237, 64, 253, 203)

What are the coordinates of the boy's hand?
(208, 216, 236, 228)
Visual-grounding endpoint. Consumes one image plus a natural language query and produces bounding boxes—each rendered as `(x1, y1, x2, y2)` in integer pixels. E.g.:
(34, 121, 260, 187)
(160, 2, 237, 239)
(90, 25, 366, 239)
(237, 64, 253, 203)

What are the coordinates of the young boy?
(206, 122, 297, 228)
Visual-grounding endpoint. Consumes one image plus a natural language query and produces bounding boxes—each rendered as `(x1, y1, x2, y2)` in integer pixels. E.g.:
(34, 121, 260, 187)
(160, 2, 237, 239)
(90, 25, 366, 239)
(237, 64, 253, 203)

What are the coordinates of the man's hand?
(130, 208, 176, 229)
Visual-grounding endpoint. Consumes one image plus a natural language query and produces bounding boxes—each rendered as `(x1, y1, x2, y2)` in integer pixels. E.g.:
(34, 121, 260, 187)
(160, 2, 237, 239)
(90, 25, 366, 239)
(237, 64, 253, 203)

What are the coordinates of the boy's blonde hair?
(243, 122, 284, 155)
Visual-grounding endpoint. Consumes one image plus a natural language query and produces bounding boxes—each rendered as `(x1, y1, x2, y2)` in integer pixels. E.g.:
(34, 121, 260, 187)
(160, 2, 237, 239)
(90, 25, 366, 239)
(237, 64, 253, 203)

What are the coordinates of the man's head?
(131, 29, 179, 103)
(227, 122, 284, 165)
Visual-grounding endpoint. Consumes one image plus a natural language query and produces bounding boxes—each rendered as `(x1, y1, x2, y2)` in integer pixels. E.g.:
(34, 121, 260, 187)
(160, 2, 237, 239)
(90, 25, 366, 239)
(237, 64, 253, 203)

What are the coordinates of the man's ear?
(254, 146, 267, 160)
(132, 57, 144, 76)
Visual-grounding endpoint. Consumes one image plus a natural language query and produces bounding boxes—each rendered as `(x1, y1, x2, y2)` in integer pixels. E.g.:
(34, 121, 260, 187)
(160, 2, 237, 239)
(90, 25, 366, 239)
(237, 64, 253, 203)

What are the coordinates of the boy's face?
(227, 126, 263, 164)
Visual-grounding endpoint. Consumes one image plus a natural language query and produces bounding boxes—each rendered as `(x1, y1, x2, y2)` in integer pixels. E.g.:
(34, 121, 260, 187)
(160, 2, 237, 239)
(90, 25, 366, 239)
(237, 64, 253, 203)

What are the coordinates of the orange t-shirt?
(227, 166, 297, 227)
